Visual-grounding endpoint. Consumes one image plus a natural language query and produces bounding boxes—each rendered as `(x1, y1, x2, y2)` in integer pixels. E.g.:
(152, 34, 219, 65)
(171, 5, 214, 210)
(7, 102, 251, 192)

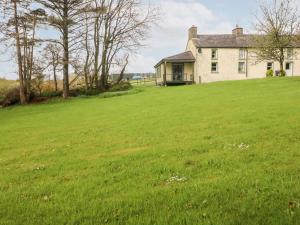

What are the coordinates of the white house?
(155, 26, 300, 85)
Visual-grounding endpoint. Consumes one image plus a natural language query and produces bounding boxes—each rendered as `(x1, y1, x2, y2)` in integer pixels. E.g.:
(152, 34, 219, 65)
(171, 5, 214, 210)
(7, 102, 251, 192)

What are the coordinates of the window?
(239, 49, 246, 60)
(286, 62, 292, 70)
(211, 49, 218, 60)
(238, 62, 246, 73)
(287, 49, 293, 60)
(156, 66, 161, 78)
(211, 62, 218, 73)
(198, 48, 202, 54)
(267, 62, 273, 70)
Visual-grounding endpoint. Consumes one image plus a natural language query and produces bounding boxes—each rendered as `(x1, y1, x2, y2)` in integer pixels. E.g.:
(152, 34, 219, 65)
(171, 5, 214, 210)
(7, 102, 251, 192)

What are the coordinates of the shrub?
(0, 87, 37, 107)
(69, 88, 101, 97)
(41, 90, 63, 98)
(1, 87, 20, 107)
(109, 81, 132, 92)
(275, 70, 286, 77)
(266, 69, 274, 77)
(280, 70, 286, 77)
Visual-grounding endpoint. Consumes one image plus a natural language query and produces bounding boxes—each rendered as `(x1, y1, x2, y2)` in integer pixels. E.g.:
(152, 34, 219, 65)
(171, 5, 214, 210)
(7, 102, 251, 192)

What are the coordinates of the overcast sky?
(0, 0, 260, 79)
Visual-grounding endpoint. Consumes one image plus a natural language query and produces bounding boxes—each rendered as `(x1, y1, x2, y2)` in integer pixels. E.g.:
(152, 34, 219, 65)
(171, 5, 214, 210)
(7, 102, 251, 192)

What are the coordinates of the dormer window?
(211, 49, 218, 60)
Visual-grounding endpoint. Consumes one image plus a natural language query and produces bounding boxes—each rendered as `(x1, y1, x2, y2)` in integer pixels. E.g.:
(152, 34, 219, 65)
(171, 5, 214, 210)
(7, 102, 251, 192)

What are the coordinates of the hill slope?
(0, 78, 300, 225)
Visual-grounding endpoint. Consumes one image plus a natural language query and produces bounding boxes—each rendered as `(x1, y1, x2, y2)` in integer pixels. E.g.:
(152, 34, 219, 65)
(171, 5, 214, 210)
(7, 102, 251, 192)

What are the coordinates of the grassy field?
(0, 78, 300, 225)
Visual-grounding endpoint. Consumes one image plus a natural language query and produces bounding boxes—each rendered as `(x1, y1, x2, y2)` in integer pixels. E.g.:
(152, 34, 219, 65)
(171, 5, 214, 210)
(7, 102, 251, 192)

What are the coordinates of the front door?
(172, 64, 184, 81)
(286, 62, 293, 76)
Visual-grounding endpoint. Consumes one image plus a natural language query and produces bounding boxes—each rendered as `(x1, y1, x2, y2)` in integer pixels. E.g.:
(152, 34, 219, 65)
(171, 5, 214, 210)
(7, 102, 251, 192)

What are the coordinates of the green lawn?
(1, 78, 300, 225)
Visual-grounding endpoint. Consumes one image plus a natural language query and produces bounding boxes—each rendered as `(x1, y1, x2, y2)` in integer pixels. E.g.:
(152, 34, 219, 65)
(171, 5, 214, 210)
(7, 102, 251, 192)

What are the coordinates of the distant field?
(0, 78, 300, 225)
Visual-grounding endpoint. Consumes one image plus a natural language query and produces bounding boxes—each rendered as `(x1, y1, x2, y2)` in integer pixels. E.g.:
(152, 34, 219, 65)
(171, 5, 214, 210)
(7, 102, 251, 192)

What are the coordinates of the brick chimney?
(189, 26, 198, 40)
(232, 25, 243, 36)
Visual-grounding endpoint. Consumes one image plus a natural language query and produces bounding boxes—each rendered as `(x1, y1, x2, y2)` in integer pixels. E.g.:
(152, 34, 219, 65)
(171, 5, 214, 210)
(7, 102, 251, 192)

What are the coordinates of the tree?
(0, 1, 45, 104)
(36, 0, 91, 98)
(31, 61, 46, 96)
(117, 54, 129, 84)
(254, 0, 300, 76)
(44, 43, 62, 92)
(98, 0, 158, 90)
(78, 0, 158, 90)
(0, 0, 28, 104)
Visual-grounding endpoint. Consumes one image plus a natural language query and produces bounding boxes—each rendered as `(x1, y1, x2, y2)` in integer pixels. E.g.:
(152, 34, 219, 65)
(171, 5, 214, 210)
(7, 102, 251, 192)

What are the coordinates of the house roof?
(193, 34, 300, 48)
(193, 34, 256, 48)
(155, 51, 195, 68)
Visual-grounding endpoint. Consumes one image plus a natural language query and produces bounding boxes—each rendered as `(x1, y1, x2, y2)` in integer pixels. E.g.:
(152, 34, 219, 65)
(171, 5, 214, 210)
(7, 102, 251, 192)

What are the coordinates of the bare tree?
(0, 1, 45, 104)
(43, 43, 62, 91)
(76, 0, 157, 90)
(0, 1, 28, 104)
(36, 0, 92, 98)
(117, 54, 129, 83)
(31, 60, 46, 96)
(254, 0, 300, 76)
(99, 0, 158, 90)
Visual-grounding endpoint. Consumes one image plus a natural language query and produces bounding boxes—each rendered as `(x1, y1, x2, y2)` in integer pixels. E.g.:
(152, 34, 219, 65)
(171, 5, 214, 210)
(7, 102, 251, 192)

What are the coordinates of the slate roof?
(193, 34, 256, 48)
(155, 51, 195, 67)
(193, 34, 300, 48)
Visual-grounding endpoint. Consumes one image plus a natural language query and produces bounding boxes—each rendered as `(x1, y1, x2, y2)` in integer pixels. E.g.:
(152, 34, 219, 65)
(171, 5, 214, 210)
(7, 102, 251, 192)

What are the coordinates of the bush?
(280, 70, 286, 77)
(266, 69, 274, 77)
(69, 88, 101, 97)
(109, 81, 132, 92)
(0, 87, 37, 107)
(41, 90, 63, 98)
(1, 87, 20, 107)
(275, 70, 286, 77)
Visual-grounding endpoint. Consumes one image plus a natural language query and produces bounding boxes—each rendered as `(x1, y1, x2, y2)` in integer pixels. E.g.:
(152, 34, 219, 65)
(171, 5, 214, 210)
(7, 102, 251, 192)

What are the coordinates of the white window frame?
(238, 62, 246, 74)
(239, 49, 246, 60)
(286, 62, 292, 70)
(267, 62, 274, 71)
(211, 62, 218, 73)
(211, 49, 218, 60)
(287, 49, 293, 60)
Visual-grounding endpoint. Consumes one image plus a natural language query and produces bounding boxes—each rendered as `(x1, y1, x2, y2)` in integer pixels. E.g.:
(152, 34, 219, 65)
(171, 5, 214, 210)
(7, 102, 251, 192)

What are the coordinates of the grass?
(1, 77, 300, 225)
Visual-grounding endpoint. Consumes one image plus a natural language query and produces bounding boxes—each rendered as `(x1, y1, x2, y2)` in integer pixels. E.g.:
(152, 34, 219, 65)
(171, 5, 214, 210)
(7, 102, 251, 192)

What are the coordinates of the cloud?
(127, 0, 233, 73)
(127, 54, 157, 73)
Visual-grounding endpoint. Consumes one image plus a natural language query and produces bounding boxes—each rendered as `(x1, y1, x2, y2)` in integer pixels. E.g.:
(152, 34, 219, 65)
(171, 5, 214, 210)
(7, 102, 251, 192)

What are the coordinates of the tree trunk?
(62, 2, 69, 98)
(13, 1, 27, 104)
(93, 17, 100, 89)
(83, 14, 90, 90)
(279, 48, 285, 76)
(100, 39, 109, 90)
(53, 64, 58, 92)
(117, 55, 129, 84)
(27, 16, 37, 100)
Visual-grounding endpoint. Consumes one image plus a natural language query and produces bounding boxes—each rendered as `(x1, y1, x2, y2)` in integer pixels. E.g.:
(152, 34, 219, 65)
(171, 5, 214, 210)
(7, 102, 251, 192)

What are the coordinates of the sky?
(1, 0, 260, 79)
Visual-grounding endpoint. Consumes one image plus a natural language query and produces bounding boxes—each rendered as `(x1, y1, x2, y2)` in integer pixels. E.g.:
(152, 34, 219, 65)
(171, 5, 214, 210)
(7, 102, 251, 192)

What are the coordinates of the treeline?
(0, 0, 158, 104)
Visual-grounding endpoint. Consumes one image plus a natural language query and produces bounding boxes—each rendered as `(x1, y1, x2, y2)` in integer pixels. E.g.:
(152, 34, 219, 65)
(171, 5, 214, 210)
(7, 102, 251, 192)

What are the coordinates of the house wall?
(186, 40, 300, 84)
